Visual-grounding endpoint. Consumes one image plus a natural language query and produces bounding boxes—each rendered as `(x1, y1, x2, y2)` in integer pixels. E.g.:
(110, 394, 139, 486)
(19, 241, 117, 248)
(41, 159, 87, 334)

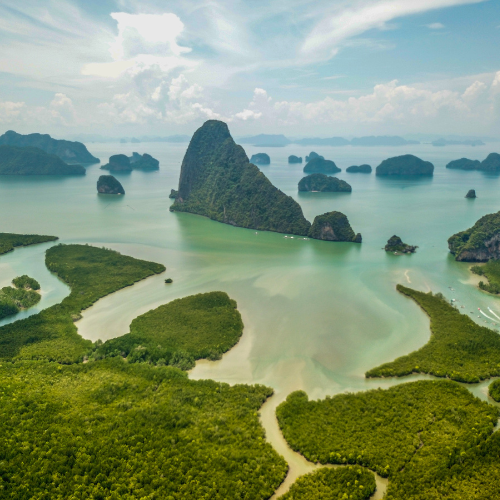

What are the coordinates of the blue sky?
(0, 0, 499, 137)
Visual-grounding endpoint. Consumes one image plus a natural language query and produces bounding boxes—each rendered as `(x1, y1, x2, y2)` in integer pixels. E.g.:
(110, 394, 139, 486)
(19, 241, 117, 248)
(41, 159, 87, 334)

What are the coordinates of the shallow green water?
(1, 140, 500, 402)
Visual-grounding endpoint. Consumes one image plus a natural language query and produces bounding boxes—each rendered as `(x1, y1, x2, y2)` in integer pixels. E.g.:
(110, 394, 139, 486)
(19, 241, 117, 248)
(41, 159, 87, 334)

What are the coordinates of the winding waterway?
(2, 139, 500, 496)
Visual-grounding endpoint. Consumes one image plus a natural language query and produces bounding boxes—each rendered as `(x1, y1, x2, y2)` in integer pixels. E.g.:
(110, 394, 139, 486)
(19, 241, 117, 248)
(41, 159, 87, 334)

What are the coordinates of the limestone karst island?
(1, 2, 500, 499)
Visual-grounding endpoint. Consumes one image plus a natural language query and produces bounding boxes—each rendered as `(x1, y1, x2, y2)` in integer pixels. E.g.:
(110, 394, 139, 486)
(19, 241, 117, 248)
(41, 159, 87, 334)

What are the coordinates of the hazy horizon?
(1, 0, 499, 138)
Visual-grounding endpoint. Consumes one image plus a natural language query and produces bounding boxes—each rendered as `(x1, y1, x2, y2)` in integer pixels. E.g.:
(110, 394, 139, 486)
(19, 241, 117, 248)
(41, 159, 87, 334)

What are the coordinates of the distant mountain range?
(239, 134, 419, 147)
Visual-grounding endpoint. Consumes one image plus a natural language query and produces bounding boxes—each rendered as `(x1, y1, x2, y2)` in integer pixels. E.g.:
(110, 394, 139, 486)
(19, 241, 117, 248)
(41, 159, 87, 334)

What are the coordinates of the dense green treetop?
(97, 175, 125, 195)
(308, 211, 361, 243)
(0, 233, 58, 255)
(0, 359, 287, 499)
(376, 154, 434, 176)
(448, 210, 500, 261)
(0, 275, 41, 320)
(280, 466, 376, 500)
(277, 380, 499, 500)
(446, 158, 480, 170)
(489, 379, 500, 402)
(303, 157, 341, 174)
(367, 285, 500, 383)
(92, 291, 244, 370)
(471, 260, 500, 294)
(0, 244, 165, 363)
(12, 275, 40, 290)
(0, 145, 85, 175)
(298, 173, 352, 192)
(0, 130, 99, 163)
(171, 120, 311, 236)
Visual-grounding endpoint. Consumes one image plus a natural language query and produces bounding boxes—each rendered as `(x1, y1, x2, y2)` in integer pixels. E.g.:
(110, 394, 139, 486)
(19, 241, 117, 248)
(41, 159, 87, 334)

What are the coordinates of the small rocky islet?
(376, 154, 434, 176)
(346, 164, 372, 173)
(303, 157, 341, 174)
(101, 152, 160, 172)
(465, 189, 476, 198)
(97, 175, 125, 195)
(384, 235, 417, 254)
(288, 155, 302, 163)
(298, 173, 351, 192)
(250, 153, 270, 165)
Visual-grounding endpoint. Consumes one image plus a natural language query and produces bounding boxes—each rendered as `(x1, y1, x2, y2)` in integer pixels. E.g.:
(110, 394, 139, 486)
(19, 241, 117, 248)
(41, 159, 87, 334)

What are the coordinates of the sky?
(0, 0, 499, 138)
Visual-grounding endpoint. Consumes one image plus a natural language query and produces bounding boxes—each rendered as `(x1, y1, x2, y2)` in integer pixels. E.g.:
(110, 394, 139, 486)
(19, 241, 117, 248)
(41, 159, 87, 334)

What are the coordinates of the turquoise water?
(1, 141, 500, 403)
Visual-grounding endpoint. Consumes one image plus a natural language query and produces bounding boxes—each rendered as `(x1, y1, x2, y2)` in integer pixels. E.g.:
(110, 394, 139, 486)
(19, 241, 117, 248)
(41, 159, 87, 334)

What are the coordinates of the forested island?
(0, 240, 288, 498)
(384, 235, 417, 254)
(303, 157, 341, 174)
(0, 233, 58, 255)
(366, 285, 500, 382)
(308, 211, 361, 242)
(129, 152, 160, 170)
(0, 130, 99, 163)
(0, 145, 85, 175)
(376, 154, 434, 176)
(471, 260, 500, 294)
(91, 291, 243, 369)
(298, 173, 352, 192)
(288, 155, 302, 163)
(0, 275, 41, 320)
(346, 164, 372, 173)
(465, 189, 476, 198)
(97, 175, 125, 195)
(448, 210, 500, 261)
(445, 153, 500, 172)
(101, 152, 160, 172)
(277, 380, 500, 499)
(250, 153, 271, 165)
(170, 120, 311, 236)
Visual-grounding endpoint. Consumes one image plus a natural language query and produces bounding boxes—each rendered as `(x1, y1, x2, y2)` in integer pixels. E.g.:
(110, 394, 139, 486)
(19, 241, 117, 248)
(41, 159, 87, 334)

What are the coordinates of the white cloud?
(426, 22, 445, 29)
(300, 0, 484, 61)
(235, 109, 262, 120)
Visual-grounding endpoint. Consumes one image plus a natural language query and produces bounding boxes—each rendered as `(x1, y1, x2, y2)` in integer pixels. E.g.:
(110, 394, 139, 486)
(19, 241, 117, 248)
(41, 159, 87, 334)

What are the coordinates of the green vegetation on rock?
(129, 152, 159, 170)
(101, 154, 133, 172)
(298, 173, 352, 193)
(471, 260, 500, 293)
(0, 244, 165, 362)
(0, 275, 41, 320)
(308, 211, 361, 243)
(288, 155, 302, 163)
(376, 154, 434, 176)
(97, 175, 125, 195)
(0, 359, 287, 499)
(280, 466, 376, 500)
(12, 275, 40, 290)
(446, 158, 480, 170)
(478, 153, 500, 172)
(171, 120, 311, 236)
(0, 145, 85, 175)
(0, 130, 99, 163)
(489, 379, 500, 402)
(0, 233, 58, 255)
(303, 157, 341, 174)
(169, 189, 178, 199)
(277, 380, 500, 500)
(366, 285, 500, 383)
(448, 210, 500, 261)
(385, 235, 417, 254)
(250, 153, 271, 165)
(346, 164, 372, 173)
(92, 291, 243, 370)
